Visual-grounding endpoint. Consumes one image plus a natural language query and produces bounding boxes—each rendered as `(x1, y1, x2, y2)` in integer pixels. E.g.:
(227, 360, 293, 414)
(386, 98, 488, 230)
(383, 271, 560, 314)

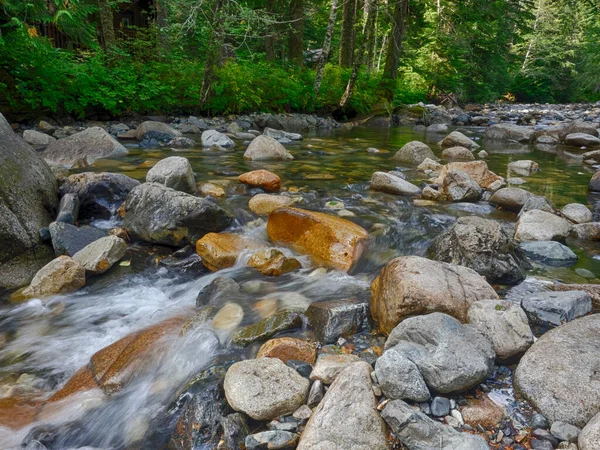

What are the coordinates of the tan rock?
(434, 161, 502, 189)
(21, 256, 86, 300)
(461, 396, 506, 429)
(257, 337, 317, 364)
(239, 169, 281, 192)
(442, 146, 475, 161)
(248, 248, 302, 276)
(212, 303, 244, 331)
(310, 354, 361, 384)
(196, 233, 260, 271)
(249, 194, 295, 215)
(199, 183, 226, 198)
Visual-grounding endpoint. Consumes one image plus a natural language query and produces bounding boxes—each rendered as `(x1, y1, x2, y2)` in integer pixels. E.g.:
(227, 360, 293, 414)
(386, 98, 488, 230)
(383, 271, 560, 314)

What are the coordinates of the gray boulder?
(49, 222, 106, 256)
(123, 183, 233, 247)
(559, 120, 599, 141)
(297, 362, 389, 450)
(562, 203, 593, 224)
(443, 169, 482, 202)
(442, 146, 475, 161)
(393, 141, 437, 165)
(579, 412, 600, 450)
(370, 171, 421, 195)
(440, 131, 480, 150)
(520, 241, 578, 266)
(483, 124, 535, 143)
(134, 121, 181, 140)
(263, 127, 303, 141)
(550, 421, 580, 443)
(56, 193, 79, 224)
(590, 172, 600, 192)
(305, 298, 367, 344)
(515, 210, 571, 242)
(23, 129, 56, 148)
(564, 133, 600, 147)
(201, 130, 235, 148)
(515, 314, 600, 427)
(521, 290, 592, 327)
(72, 235, 127, 274)
(146, 156, 197, 194)
(489, 188, 532, 212)
(44, 127, 128, 168)
(374, 347, 430, 402)
(518, 195, 554, 218)
(571, 222, 600, 241)
(243, 135, 293, 160)
(426, 124, 448, 133)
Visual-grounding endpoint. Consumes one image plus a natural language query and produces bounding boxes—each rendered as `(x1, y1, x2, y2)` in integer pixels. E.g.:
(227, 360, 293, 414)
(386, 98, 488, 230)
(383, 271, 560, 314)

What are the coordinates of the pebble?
(533, 428, 560, 447)
(431, 396, 451, 417)
(419, 402, 431, 415)
(531, 413, 550, 429)
(292, 405, 312, 422)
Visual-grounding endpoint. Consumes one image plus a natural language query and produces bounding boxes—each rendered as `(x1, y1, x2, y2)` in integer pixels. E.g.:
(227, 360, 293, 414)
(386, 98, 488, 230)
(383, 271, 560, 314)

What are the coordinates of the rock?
(571, 222, 600, 241)
(212, 303, 244, 332)
(245, 430, 298, 450)
(442, 169, 482, 202)
(196, 233, 259, 271)
(417, 158, 442, 171)
(478, 150, 489, 158)
(421, 186, 442, 201)
(532, 429, 559, 448)
(248, 194, 295, 216)
(551, 422, 581, 443)
(56, 193, 79, 224)
(579, 412, 600, 450)
(134, 121, 181, 140)
(562, 204, 593, 224)
(123, 183, 232, 247)
(440, 131, 480, 150)
(590, 171, 600, 192)
(435, 161, 502, 189)
(515, 210, 571, 242)
(201, 129, 235, 148)
(370, 256, 498, 335)
(244, 136, 293, 160)
(370, 171, 421, 195)
(509, 160, 539, 176)
(23, 129, 56, 148)
(305, 298, 367, 344)
(232, 311, 304, 346)
(431, 396, 451, 417)
(431, 216, 528, 285)
(58, 172, 140, 220)
(267, 207, 368, 272)
(564, 133, 600, 147)
(49, 222, 106, 256)
(307, 380, 324, 407)
(21, 256, 86, 299)
(72, 235, 127, 274)
(384, 313, 495, 393)
(239, 170, 282, 192)
(531, 413, 550, 430)
(484, 124, 535, 143)
(298, 362, 389, 450)
(560, 120, 600, 140)
(248, 248, 302, 276)
(263, 127, 303, 141)
(222, 413, 250, 450)
(374, 347, 430, 402)
(537, 135, 559, 145)
(467, 300, 534, 360)
(146, 156, 197, 194)
(521, 291, 592, 327)
(199, 183, 226, 198)
(442, 146, 475, 161)
(257, 337, 317, 364)
(224, 358, 309, 421)
(310, 354, 361, 384)
(196, 277, 240, 307)
(382, 399, 490, 450)
(461, 396, 506, 429)
(515, 314, 600, 427)
(518, 195, 554, 218)
(393, 141, 437, 164)
(44, 127, 128, 168)
(489, 188, 532, 212)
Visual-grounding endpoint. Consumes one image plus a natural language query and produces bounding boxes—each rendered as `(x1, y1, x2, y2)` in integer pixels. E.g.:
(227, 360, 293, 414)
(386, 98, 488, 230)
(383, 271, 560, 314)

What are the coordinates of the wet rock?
(49, 222, 107, 256)
(248, 248, 302, 276)
(370, 171, 421, 195)
(382, 399, 489, 450)
(521, 290, 592, 327)
(58, 172, 140, 220)
(421, 186, 442, 200)
(239, 169, 282, 192)
(489, 187, 533, 212)
(196, 233, 259, 271)
(257, 337, 317, 364)
(246, 430, 299, 450)
(134, 121, 181, 140)
(56, 193, 79, 224)
(196, 277, 240, 307)
(199, 183, 226, 198)
(310, 354, 361, 384)
(384, 313, 495, 393)
(249, 194, 295, 215)
(232, 311, 304, 346)
(467, 300, 534, 360)
(224, 358, 309, 420)
(564, 133, 600, 147)
(518, 195, 554, 218)
(571, 222, 600, 241)
(442, 169, 482, 202)
(21, 255, 86, 299)
(244, 135, 293, 160)
(579, 412, 600, 450)
(298, 362, 389, 450)
(484, 124, 535, 143)
(44, 127, 128, 168)
(551, 421, 581, 443)
(442, 146, 475, 161)
(393, 141, 437, 164)
(509, 160, 539, 176)
(515, 210, 571, 242)
(305, 298, 367, 344)
(514, 314, 600, 427)
(440, 131, 480, 150)
(72, 235, 127, 274)
(23, 129, 56, 148)
(21, 421, 83, 449)
(590, 171, 600, 192)
(461, 396, 506, 429)
(222, 413, 250, 450)
(370, 256, 498, 335)
(307, 380, 324, 407)
(201, 129, 234, 148)
(212, 303, 244, 332)
(374, 347, 430, 402)
(435, 161, 502, 189)
(123, 183, 233, 247)
(263, 127, 303, 141)
(146, 156, 197, 194)
(562, 203, 593, 224)
(267, 207, 368, 272)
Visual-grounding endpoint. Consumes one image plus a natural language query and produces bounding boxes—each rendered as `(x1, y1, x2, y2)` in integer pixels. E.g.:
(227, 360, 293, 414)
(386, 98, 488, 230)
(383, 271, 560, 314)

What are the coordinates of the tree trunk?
(97, 0, 115, 49)
(339, 0, 357, 67)
(265, 0, 278, 62)
(288, 0, 304, 65)
(201, 0, 225, 105)
(364, 0, 377, 75)
(155, 0, 170, 54)
(522, 0, 543, 70)
(381, 0, 408, 95)
(314, 0, 339, 96)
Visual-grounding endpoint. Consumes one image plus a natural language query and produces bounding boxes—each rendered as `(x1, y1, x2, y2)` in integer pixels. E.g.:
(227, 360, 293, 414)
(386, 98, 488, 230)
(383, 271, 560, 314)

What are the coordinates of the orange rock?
(248, 248, 302, 276)
(0, 397, 42, 429)
(196, 233, 261, 271)
(461, 396, 506, 429)
(435, 161, 502, 189)
(267, 207, 368, 272)
(257, 337, 317, 364)
(48, 365, 98, 402)
(239, 170, 281, 192)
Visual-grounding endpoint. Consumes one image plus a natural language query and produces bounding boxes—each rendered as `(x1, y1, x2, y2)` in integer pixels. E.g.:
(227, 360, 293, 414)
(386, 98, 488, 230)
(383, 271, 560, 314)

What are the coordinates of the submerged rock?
(196, 233, 259, 271)
(393, 141, 437, 165)
(239, 169, 282, 192)
(146, 156, 197, 194)
(21, 255, 86, 299)
(232, 311, 304, 346)
(508, 160, 539, 176)
(244, 135, 293, 160)
(247, 248, 302, 276)
(248, 194, 295, 215)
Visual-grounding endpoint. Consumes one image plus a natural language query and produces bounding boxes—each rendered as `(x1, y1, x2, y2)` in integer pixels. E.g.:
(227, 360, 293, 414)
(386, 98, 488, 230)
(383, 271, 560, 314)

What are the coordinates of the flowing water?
(1, 125, 599, 448)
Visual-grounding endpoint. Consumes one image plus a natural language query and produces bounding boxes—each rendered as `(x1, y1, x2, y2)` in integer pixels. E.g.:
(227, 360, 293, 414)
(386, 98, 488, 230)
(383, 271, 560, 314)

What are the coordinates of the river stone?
(248, 194, 295, 216)
(489, 188, 533, 212)
(571, 222, 600, 241)
(521, 291, 592, 327)
(374, 347, 430, 402)
(431, 216, 528, 285)
(520, 241, 578, 266)
(257, 337, 317, 365)
(484, 123, 535, 143)
(224, 358, 309, 421)
(212, 303, 244, 332)
(515, 210, 571, 242)
(579, 412, 600, 450)
(385, 313, 495, 393)
(559, 120, 600, 140)
(435, 161, 502, 189)
(245, 430, 298, 450)
(134, 121, 181, 140)
(263, 127, 303, 141)
(382, 399, 490, 450)
(196, 277, 240, 307)
(518, 195, 554, 218)
(21, 256, 86, 299)
(56, 193, 79, 224)
(0, 113, 58, 291)
(146, 156, 197, 194)
(370, 256, 498, 335)
(123, 183, 233, 247)
(244, 135, 293, 160)
(442, 169, 482, 202)
(562, 203, 593, 224)
(590, 172, 600, 192)
(72, 236, 127, 274)
(49, 222, 107, 256)
(440, 131, 480, 150)
(461, 396, 506, 429)
(508, 160, 539, 176)
(222, 413, 250, 450)
(298, 362, 389, 450)
(267, 207, 368, 272)
(232, 311, 304, 347)
(550, 421, 581, 443)
(239, 169, 281, 192)
(393, 141, 437, 164)
(305, 298, 368, 344)
(310, 354, 361, 384)
(564, 133, 600, 147)
(370, 171, 421, 195)
(417, 158, 442, 171)
(442, 146, 475, 161)
(201, 129, 234, 148)
(467, 300, 534, 361)
(23, 129, 56, 148)
(44, 127, 128, 168)
(248, 248, 302, 276)
(195, 233, 259, 271)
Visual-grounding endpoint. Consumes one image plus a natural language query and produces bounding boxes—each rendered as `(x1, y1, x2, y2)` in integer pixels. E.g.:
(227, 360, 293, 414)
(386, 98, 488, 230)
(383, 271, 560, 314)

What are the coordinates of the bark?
(201, 0, 225, 104)
(288, 0, 305, 65)
(522, 0, 543, 70)
(339, 0, 357, 67)
(97, 0, 115, 49)
(155, 0, 171, 54)
(364, 0, 377, 74)
(265, 0, 278, 62)
(314, 0, 339, 96)
(382, 0, 409, 84)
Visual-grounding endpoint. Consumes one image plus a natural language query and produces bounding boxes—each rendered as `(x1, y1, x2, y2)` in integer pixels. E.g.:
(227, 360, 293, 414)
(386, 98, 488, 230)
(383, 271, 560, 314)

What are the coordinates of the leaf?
(119, 260, 131, 267)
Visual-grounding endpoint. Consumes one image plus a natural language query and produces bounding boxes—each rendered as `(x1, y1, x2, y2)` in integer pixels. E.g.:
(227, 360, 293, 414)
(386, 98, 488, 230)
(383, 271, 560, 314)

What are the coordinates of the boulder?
(393, 141, 437, 165)
(310, 354, 361, 384)
(44, 127, 128, 168)
(489, 188, 532, 212)
(579, 412, 600, 450)
(520, 241, 578, 266)
(426, 123, 448, 133)
(417, 158, 442, 171)
(223, 358, 309, 421)
(123, 183, 233, 247)
(248, 194, 295, 215)
(468, 300, 534, 360)
(559, 120, 599, 141)
(514, 314, 600, 427)
(571, 222, 600, 241)
(267, 207, 368, 272)
(23, 129, 56, 148)
(442, 146, 475, 161)
(134, 121, 181, 140)
(239, 170, 281, 192)
(374, 347, 430, 402)
(305, 298, 367, 344)
(21, 256, 86, 299)
(370, 172, 421, 195)
(232, 311, 304, 347)
(257, 337, 317, 365)
(370, 256, 498, 335)
(195, 233, 259, 271)
(518, 195, 554, 218)
(508, 160, 539, 176)
(49, 222, 107, 256)
(562, 203, 593, 224)
(483, 124, 535, 143)
(263, 127, 303, 141)
(297, 362, 389, 450)
(434, 161, 502, 189)
(515, 210, 571, 242)
(201, 130, 235, 148)
(72, 236, 127, 274)
(431, 216, 528, 285)
(521, 291, 592, 327)
(440, 131, 480, 150)
(58, 172, 140, 220)
(385, 313, 495, 393)
(442, 169, 482, 202)
(244, 136, 293, 160)
(550, 421, 581, 443)
(564, 133, 600, 147)
(590, 171, 600, 192)
(146, 156, 197, 194)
